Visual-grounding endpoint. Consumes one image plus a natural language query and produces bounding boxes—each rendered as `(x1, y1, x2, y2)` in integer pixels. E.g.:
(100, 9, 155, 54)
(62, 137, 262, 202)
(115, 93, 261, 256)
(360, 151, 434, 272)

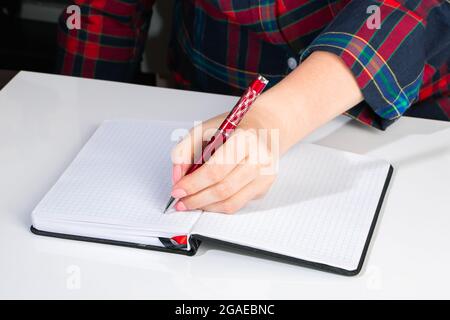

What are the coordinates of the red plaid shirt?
(57, 0, 449, 129)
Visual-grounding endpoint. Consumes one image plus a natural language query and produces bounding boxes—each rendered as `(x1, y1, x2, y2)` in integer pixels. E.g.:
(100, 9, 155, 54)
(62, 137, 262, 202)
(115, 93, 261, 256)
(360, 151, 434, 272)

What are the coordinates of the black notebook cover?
(30, 165, 393, 276)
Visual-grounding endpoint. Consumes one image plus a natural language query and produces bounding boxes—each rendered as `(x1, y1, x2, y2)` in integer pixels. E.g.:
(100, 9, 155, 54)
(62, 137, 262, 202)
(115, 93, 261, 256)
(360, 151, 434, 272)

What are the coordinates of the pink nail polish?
(175, 201, 187, 211)
(171, 188, 187, 199)
(172, 165, 182, 184)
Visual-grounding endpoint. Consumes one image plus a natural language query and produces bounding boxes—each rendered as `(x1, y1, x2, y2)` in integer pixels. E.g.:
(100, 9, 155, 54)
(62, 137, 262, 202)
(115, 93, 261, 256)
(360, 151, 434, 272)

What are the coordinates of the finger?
(171, 115, 225, 183)
(172, 163, 193, 185)
(171, 125, 204, 167)
(176, 160, 259, 211)
(201, 176, 276, 214)
(172, 130, 251, 197)
(171, 115, 225, 166)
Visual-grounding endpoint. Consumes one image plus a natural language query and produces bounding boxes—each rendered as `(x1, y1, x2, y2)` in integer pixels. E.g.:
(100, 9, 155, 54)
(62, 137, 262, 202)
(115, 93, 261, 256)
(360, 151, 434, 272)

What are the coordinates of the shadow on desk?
(314, 117, 450, 168)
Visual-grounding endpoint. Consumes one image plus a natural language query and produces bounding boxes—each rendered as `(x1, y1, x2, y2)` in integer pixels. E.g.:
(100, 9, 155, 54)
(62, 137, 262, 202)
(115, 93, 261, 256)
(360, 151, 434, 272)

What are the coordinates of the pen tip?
(163, 197, 175, 213)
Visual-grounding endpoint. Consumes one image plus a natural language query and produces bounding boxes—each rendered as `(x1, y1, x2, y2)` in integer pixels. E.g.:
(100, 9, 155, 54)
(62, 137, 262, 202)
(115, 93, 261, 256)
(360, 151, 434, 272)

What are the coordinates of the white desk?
(1, 71, 449, 299)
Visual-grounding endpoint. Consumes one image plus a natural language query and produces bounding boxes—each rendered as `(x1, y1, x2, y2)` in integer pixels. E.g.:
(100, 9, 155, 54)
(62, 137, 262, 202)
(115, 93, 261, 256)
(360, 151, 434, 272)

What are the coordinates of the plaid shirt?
(57, 0, 449, 129)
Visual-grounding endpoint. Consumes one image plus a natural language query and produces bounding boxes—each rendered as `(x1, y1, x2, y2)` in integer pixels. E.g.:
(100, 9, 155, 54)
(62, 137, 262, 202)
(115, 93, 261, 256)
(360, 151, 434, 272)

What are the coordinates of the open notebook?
(31, 120, 393, 275)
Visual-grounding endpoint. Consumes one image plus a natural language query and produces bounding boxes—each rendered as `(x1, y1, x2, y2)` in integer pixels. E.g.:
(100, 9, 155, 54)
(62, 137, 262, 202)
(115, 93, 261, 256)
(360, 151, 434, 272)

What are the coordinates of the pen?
(164, 74, 269, 213)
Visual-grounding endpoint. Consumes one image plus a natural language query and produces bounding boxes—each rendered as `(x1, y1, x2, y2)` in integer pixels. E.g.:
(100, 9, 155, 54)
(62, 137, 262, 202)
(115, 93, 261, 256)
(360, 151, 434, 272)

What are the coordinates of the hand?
(170, 51, 364, 214)
(170, 107, 279, 214)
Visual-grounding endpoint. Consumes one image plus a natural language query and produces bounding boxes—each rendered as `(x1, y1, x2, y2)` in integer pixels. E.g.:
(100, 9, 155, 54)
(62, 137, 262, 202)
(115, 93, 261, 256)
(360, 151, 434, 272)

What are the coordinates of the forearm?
(171, 52, 364, 213)
(253, 51, 363, 154)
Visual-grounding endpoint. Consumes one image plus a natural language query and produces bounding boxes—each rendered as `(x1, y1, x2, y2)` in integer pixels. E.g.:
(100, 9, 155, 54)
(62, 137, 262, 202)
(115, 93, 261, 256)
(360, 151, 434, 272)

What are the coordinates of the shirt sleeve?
(300, 0, 449, 130)
(56, 0, 155, 82)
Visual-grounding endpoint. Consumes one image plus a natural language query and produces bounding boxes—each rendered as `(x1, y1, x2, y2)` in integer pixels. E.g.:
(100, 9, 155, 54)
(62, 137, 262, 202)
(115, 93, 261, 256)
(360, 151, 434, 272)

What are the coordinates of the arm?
(170, 0, 449, 214)
(170, 51, 362, 214)
(254, 51, 363, 155)
(298, 0, 449, 129)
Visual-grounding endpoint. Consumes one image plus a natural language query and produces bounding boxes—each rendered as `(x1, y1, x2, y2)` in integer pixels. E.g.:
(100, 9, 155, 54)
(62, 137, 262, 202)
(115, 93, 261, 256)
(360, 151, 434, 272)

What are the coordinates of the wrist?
(255, 87, 312, 151)
(246, 92, 308, 155)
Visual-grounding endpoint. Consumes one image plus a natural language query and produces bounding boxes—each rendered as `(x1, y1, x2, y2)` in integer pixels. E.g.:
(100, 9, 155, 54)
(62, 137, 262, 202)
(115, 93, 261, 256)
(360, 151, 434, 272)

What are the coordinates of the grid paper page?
(192, 143, 391, 271)
(32, 120, 200, 235)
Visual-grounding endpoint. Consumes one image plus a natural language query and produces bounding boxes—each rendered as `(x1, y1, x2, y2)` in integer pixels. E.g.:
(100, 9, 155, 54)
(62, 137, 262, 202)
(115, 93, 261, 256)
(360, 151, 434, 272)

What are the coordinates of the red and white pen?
(164, 75, 269, 213)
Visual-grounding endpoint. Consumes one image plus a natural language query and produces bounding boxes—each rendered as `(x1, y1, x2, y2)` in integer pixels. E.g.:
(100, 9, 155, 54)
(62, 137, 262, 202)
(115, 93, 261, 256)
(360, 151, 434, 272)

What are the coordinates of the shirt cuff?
(300, 1, 426, 130)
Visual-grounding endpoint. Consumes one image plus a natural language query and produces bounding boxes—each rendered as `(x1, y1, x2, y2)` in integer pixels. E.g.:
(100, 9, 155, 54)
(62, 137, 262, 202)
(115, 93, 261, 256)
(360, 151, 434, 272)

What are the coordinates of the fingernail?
(172, 164, 182, 184)
(171, 188, 187, 199)
(175, 201, 187, 211)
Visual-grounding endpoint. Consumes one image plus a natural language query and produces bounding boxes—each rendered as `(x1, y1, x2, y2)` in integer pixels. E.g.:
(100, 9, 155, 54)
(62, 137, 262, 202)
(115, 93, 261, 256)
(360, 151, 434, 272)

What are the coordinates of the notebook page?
(32, 120, 200, 235)
(192, 144, 391, 271)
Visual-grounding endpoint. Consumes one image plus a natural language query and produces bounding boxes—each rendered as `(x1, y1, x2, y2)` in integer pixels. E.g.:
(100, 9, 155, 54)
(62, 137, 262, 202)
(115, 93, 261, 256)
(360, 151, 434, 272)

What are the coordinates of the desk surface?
(1, 71, 449, 299)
